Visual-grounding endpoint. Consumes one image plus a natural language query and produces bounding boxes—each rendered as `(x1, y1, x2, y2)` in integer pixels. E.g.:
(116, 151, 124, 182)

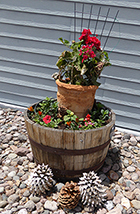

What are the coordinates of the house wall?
(0, 0, 140, 131)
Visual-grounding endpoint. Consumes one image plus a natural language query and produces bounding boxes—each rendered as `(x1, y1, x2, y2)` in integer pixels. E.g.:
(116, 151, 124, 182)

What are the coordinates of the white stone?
(18, 209, 28, 214)
(0, 110, 3, 115)
(121, 197, 131, 209)
(107, 207, 122, 214)
(44, 200, 58, 211)
(131, 172, 139, 181)
(131, 200, 140, 209)
(113, 134, 122, 139)
(137, 143, 140, 148)
(105, 201, 114, 211)
(0, 187, 4, 193)
(127, 166, 136, 172)
(113, 139, 121, 143)
(8, 171, 16, 177)
(116, 203, 124, 211)
(2, 166, 9, 171)
(7, 153, 17, 159)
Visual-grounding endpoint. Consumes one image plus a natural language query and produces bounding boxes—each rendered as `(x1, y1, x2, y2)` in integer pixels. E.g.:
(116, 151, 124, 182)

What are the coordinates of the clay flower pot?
(56, 79, 98, 118)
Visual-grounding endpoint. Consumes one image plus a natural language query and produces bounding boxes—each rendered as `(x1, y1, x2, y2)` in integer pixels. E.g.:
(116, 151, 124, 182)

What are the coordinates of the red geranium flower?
(38, 111, 42, 116)
(79, 29, 92, 41)
(28, 106, 34, 112)
(84, 114, 91, 122)
(66, 121, 71, 127)
(43, 115, 51, 124)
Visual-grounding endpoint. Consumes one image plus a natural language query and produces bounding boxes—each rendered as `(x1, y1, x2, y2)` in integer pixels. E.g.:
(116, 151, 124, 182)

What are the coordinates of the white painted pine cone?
(27, 163, 54, 195)
(78, 171, 107, 208)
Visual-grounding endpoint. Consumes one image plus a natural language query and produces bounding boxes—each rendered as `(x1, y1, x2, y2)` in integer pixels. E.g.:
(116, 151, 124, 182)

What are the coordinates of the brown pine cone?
(57, 106, 67, 118)
(58, 181, 80, 209)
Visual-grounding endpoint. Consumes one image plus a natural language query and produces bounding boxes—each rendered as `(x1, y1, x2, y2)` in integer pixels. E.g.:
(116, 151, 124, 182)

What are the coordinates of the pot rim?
(56, 79, 99, 91)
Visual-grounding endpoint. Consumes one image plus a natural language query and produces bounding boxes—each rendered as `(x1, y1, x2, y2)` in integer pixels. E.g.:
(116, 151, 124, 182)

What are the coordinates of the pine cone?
(58, 181, 80, 209)
(78, 171, 107, 208)
(27, 163, 54, 195)
(57, 106, 67, 118)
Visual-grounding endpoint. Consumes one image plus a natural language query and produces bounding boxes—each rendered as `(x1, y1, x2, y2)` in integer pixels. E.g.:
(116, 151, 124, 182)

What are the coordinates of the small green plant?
(28, 97, 111, 130)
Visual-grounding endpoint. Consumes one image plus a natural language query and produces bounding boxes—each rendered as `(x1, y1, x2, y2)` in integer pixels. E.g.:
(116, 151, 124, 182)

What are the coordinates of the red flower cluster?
(43, 115, 51, 124)
(79, 44, 96, 63)
(79, 29, 101, 58)
(84, 114, 91, 122)
(79, 29, 92, 41)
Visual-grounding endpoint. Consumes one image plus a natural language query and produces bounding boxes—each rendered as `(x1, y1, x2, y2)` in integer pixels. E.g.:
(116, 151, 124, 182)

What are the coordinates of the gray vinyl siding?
(0, 0, 140, 132)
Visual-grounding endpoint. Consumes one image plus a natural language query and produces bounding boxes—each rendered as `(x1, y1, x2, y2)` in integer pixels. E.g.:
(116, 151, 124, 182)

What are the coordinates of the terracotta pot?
(56, 79, 98, 118)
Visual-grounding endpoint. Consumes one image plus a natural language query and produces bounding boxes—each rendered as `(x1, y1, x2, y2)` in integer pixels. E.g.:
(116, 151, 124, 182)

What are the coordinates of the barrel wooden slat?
(45, 128, 64, 169)
(32, 123, 43, 164)
(73, 131, 85, 170)
(62, 130, 75, 170)
(24, 116, 42, 163)
(44, 128, 63, 148)
(24, 115, 34, 140)
(38, 126, 48, 164)
(83, 130, 92, 169)
(91, 128, 103, 146)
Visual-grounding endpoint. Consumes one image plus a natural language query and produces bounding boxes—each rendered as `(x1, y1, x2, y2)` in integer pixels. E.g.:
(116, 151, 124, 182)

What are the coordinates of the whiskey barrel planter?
(24, 106, 115, 179)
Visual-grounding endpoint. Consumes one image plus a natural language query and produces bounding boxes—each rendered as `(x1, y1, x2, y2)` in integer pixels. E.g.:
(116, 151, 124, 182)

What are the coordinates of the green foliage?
(28, 97, 62, 128)
(28, 97, 111, 130)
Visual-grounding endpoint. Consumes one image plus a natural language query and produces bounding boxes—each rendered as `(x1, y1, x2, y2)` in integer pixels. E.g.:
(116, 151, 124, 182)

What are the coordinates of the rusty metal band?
(34, 156, 106, 176)
(29, 136, 110, 156)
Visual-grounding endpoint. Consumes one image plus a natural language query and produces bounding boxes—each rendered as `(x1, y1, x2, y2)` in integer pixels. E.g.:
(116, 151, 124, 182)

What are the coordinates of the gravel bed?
(0, 107, 140, 214)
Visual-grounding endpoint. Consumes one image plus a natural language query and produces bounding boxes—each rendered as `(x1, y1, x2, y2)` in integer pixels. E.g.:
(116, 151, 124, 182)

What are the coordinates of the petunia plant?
(27, 97, 111, 130)
(53, 29, 111, 86)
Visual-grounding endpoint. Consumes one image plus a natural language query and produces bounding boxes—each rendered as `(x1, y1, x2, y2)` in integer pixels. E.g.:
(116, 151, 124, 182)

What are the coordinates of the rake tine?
(88, 4, 93, 29)
(103, 10, 119, 49)
(99, 8, 110, 41)
(74, 2, 76, 41)
(80, 3, 85, 34)
(94, 6, 101, 36)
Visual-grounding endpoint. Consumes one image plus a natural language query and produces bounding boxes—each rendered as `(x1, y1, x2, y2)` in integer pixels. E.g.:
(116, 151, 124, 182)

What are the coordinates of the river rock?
(107, 207, 122, 214)
(36, 202, 44, 213)
(134, 188, 140, 200)
(0, 187, 4, 193)
(18, 134, 27, 142)
(104, 200, 114, 211)
(106, 190, 114, 200)
(18, 209, 28, 214)
(121, 197, 131, 209)
(24, 200, 36, 212)
(131, 200, 140, 209)
(44, 200, 58, 211)
(14, 147, 30, 156)
(130, 136, 137, 145)
(109, 170, 119, 180)
(123, 191, 135, 200)
(97, 208, 107, 214)
(0, 201, 8, 208)
(131, 172, 139, 181)
(8, 194, 20, 203)
(126, 166, 136, 172)
(113, 194, 123, 204)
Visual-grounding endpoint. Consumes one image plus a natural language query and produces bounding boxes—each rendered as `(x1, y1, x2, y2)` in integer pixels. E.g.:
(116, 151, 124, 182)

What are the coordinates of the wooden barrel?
(24, 107, 115, 179)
